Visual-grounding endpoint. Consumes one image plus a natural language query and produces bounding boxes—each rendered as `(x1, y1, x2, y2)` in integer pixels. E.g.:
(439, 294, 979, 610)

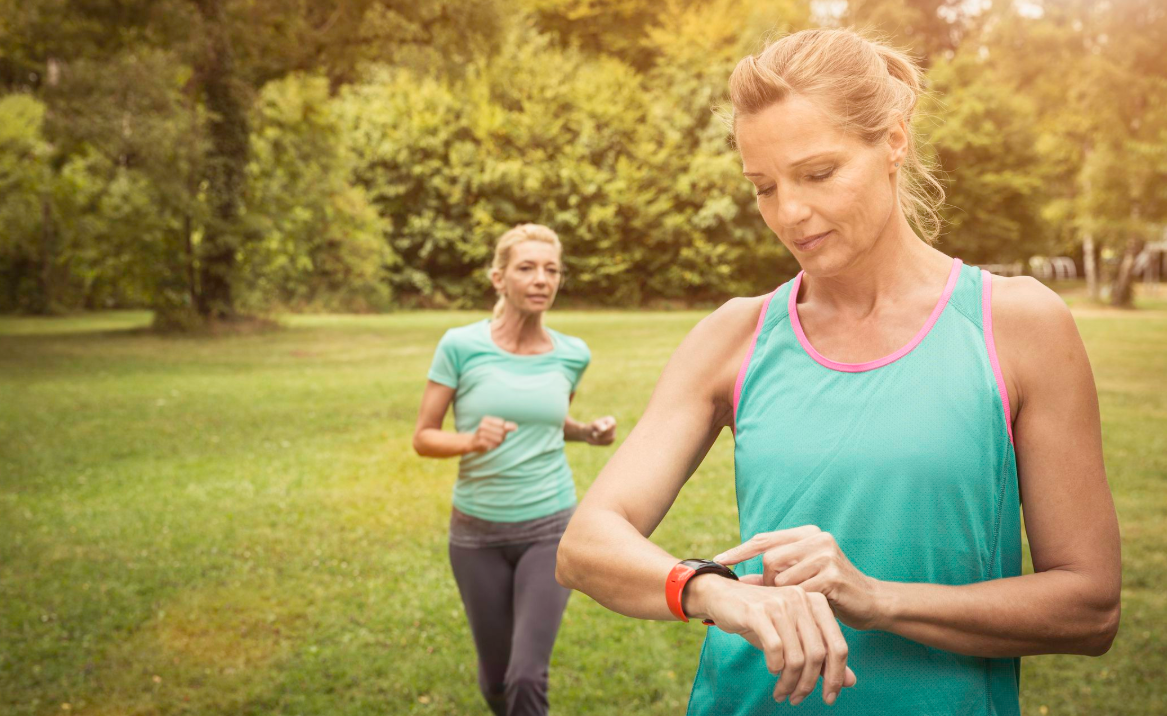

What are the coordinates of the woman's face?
(735, 94, 906, 277)
(493, 240, 562, 314)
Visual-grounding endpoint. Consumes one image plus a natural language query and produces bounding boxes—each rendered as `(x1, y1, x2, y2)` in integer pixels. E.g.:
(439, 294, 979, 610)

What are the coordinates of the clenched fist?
(468, 416, 518, 453)
(585, 416, 617, 446)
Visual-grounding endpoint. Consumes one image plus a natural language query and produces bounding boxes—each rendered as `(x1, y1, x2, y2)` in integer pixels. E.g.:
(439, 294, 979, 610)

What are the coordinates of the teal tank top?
(687, 259, 1022, 715)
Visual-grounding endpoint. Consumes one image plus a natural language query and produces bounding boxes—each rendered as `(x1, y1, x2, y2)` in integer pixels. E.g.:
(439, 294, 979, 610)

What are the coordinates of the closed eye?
(755, 186, 776, 197)
(808, 168, 835, 181)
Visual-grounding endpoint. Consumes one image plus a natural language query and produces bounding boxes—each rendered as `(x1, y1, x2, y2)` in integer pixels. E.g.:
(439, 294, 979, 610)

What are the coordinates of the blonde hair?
(728, 28, 944, 243)
(490, 223, 563, 318)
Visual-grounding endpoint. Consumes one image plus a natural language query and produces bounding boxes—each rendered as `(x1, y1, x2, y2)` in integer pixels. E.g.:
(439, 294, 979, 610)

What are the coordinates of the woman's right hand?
(686, 576, 857, 706)
(467, 416, 518, 453)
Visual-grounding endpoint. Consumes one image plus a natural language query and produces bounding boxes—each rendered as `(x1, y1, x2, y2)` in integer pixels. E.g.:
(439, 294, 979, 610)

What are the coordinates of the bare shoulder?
(990, 275, 1079, 346)
(685, 294, 769, 367)
(701, 294, 769, 340)
(655, 293, 770, 417)
(989, 276, 1090, 412)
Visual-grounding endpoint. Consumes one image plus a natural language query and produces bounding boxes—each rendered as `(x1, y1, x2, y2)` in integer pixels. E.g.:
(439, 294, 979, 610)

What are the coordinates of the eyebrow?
(743, 151, 836, 177)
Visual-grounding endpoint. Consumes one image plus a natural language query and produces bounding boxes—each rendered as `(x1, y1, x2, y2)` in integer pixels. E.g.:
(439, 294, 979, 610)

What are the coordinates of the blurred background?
(2, 2, 1166, 716)
(1, 0, 1165, 324)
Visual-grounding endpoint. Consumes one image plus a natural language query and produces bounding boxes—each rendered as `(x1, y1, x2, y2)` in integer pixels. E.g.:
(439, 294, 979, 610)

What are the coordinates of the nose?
(774, 187, 812, 229)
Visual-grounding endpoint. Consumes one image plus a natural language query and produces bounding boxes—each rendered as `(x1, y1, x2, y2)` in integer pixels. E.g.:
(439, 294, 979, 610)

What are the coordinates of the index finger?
(714, 526, 821, 566)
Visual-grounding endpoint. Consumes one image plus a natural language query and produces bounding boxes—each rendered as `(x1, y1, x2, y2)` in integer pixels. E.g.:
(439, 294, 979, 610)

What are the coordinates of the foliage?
(1, 0, 1165, 315)
(242, 74, 395, 312)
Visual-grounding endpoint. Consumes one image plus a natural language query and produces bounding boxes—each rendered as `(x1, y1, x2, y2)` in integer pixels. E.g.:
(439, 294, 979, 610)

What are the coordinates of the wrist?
(681, 572, 735, 622)
(564, 419, 583, 442)
(865, 579, 898, 631)
(461, 432, 478, 454)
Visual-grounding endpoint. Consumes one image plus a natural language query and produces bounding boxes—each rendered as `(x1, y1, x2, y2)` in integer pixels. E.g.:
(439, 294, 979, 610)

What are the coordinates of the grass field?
(1, 295, 1165, 715)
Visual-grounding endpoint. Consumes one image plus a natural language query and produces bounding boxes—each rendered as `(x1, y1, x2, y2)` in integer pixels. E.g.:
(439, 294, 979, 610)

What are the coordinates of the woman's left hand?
(585, 416, 617, 445)
(714, 526, 883, 630)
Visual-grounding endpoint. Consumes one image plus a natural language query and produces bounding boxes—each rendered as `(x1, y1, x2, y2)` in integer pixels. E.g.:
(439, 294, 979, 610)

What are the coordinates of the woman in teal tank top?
(557, 29, 1121, 715)
(414, 224, 617, 715)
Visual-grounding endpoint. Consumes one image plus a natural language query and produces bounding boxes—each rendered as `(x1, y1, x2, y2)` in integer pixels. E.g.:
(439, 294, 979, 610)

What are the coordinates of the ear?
(886, 116, 909, 170)
(489, 267, 505, 293)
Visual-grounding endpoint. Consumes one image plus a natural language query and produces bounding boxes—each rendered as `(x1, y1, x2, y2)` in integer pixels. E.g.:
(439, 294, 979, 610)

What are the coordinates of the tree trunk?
(1079, 143, 1100, 301)
(1110, 236, 1145, 308)
(185, 214, 198, 309)
(1082, 231, 1098, 301)
(39, 193, 55, 314)
(193, 0, 249, 320)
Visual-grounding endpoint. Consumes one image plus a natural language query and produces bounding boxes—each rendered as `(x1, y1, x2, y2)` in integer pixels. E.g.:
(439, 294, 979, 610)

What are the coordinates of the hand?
(468, 416, 517, 453)
(584, 416, 617, 445)
(715, 526, 882, 630)
(686, 576, 857, 706)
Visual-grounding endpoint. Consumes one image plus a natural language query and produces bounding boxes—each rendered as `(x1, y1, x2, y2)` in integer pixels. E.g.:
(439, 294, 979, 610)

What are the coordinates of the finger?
(770, 603, 803, 703)
(486, 424, 516, 442)
(762, 542, 816, 587)
(752, 614, 786, 675)
(738, 574, 764, 586)
(844, 666, 857, 687)
(504, 421, 518, 432)
(770, 554, 824, 588)
(789, 607, 826, 706)
(715, 526, 821, 566)
(808, 593, 849, 705)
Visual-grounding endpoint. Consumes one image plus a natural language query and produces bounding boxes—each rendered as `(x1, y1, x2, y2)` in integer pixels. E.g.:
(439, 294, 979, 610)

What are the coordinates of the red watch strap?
(665, 562, 717, 625)
(665, 562, 696, 622)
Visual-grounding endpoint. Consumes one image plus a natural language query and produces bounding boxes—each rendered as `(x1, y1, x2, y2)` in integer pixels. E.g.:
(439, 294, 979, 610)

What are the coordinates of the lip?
(793, 230, 831, 252)
(528, 295, 549, 301)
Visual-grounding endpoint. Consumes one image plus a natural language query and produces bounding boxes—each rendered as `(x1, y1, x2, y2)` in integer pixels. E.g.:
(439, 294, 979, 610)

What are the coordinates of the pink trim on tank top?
(981, 269, 1015, 445)
(732, 290, 777, 429)
(788, 258, 963, 373)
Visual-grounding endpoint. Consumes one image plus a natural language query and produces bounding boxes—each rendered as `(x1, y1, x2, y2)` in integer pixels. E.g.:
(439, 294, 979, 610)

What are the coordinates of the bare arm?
(562, 392, 608, 443)
(565, 411, 617, 444)
(555, 300, 750, 618)
(556, 297, 858, 706)
(412, 380, 515, 458)
(717, 277, 1121, 658)
(871, 276, 1121, 656)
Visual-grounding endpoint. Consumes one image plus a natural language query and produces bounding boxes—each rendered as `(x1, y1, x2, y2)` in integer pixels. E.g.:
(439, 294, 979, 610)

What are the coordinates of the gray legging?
(449, 539, 572, 715)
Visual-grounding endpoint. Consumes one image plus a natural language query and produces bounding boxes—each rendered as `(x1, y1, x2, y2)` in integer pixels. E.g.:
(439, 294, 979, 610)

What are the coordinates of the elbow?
(554, 536, 578, 590)
(411, 432, 429, 457)
(1082, 602, 1121, 657)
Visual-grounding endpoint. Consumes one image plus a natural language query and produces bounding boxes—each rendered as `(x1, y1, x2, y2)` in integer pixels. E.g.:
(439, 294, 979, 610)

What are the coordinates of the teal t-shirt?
(427, 319, 591, 522)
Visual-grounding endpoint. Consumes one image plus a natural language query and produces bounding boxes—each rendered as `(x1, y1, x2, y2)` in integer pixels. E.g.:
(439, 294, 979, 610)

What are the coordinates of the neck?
(803, 210, 950, 315)
(491, 305, 548, 351)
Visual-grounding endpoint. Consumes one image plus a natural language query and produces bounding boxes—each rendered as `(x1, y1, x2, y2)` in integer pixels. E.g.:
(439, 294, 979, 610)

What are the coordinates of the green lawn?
(1, 300, 1164, 715)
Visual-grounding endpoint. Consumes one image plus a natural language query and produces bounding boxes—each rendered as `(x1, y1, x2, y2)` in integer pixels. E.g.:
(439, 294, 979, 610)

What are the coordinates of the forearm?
(556, 508, 681, 620)
(872, 569, 1119, 657)
(563, 415, 589, 442)
(412, 427, 473, 458)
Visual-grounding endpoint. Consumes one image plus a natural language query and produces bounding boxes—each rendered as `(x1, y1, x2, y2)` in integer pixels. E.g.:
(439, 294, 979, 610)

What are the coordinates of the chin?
(792, 248, 845, 279)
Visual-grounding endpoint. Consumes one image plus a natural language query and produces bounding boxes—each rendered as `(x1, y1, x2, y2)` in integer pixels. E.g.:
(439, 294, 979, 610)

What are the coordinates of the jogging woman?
(556, 29, 1120, 715)
(413, 223, 616, 716)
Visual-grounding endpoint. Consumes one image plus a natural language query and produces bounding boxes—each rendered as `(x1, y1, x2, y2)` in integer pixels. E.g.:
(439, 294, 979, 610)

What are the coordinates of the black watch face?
(681, 559, 739, 580)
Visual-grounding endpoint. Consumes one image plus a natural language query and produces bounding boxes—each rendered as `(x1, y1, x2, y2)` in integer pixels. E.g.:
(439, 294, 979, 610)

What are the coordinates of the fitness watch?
(665, 558, 739, 625)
